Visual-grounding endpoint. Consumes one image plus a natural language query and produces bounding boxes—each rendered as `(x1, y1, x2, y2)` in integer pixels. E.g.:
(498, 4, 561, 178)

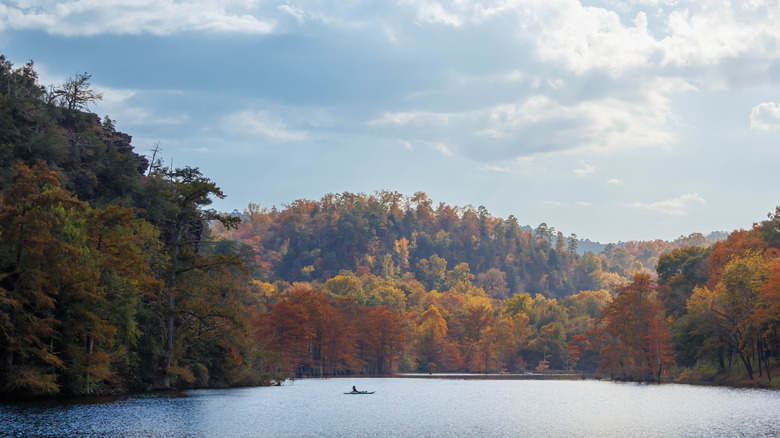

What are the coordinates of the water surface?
(1, 378, 778, 437)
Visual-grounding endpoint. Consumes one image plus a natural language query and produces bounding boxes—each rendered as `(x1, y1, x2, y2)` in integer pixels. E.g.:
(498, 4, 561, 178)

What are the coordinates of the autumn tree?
(415, 305, 448, 372)
(58, 205, 161, 395)
(656, 246, 711, 318)
(756, 257, 780, 376)
(416, 254, 447, 291)
(0, 161, 83, 396)
(476, 268, 509, 299)
(323, 274, 364, 304)
(496, 312, 533, 372)
(687, 251, 769, 380)
(706, 229, 767, 290)
(360, 306, 407, 373)
(361, 275, 406, 310)
(528, 322, 566, 373)
(158, 166, 239, 388)
(597, 273, 674, 382)
(459, 295, 495, 371)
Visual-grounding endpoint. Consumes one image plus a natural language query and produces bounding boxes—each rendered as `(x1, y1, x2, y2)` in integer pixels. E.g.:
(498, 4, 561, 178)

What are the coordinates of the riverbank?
(394, 372, 583, 380)
(327, 371, 780, 389)
(674, 370, 780, 390)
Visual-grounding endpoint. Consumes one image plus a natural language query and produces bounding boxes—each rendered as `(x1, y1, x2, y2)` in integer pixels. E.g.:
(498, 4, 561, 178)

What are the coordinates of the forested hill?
(211, 195, 720, 298)
(0, 55, 254, 399)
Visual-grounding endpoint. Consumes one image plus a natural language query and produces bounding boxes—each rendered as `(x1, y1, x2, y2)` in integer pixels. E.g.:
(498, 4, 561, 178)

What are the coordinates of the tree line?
(0, 56, 269, 399)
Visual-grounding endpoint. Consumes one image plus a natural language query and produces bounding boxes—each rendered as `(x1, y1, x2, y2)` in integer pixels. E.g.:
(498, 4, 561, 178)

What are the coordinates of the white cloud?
(546, 78, 565, 90)
(659, 4, 780, 68)
(5, 0, 780, 72)
(750, 102, 780, 131)
(532, 7, 658, 77)
(368, 76, 679, 162)
(630, 193, 706, 216)
(573, 160, 595, 177)
(225, 110, 306, 142)
(413, 2, 462, 27)
(477, 84, 677, 156)
(368, 111, 451, 127)
(436, 1, 780, 80)
(0, 0, 276, 36)
(95, 87, 137, 106)
(433, 142, 452, 156)
(607, 178, 625, 186)
(504, 70, 525, 82)
(480, 165, 512, 173)
(278, 4, 306, 24)
(577, 201, 590, 206)
(88, 85, 189, 127)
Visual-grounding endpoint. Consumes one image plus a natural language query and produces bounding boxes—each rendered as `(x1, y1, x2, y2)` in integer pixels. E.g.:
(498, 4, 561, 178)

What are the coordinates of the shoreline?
(311, 372, 779, 390)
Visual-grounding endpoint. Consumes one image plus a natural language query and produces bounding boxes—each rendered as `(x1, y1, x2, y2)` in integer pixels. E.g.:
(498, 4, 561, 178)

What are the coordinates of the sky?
(1, 0, 780, 243)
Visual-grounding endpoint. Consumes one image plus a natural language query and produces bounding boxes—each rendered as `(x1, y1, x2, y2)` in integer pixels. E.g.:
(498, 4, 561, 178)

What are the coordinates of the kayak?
(344, 391, 375, 394)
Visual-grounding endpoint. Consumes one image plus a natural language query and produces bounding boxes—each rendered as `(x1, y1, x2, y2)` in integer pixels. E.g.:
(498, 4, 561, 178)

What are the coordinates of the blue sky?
(2, 0, 780, 243)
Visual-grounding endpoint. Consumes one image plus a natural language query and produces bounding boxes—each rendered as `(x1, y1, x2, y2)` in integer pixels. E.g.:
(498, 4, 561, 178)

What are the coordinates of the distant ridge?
(564, 230, 731, 256)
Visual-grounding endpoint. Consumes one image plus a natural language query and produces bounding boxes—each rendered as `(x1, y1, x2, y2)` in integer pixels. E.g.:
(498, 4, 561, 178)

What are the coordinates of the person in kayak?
(352, 386, 358, 393)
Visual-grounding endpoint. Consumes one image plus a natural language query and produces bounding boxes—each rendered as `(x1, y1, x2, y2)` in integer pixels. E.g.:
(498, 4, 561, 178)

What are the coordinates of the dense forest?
(0, 55, 778, 399)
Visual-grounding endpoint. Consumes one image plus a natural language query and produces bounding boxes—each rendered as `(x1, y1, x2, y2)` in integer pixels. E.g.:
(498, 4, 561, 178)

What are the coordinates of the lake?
(1, 377, 779, 437)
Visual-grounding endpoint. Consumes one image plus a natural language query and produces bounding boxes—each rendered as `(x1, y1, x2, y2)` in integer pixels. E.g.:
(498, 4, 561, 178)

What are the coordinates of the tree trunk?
(5, 242, 24, 370)
(656, 319, 662, 383)
(737, 350, 754, 380)
(388, 344, 393, 374)
(85, 335, 94, 394)
(4, 306, 14, 369)
(162, 221, 182, 389)
(761, 338, 772, 383)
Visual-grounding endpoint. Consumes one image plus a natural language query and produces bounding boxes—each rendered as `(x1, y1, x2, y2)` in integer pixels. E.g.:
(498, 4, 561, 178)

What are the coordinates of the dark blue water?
(2, 378, 779, 437)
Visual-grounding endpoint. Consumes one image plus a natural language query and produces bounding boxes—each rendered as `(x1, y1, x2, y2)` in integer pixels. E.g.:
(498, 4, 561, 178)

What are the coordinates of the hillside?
(211, 195, 724, 299)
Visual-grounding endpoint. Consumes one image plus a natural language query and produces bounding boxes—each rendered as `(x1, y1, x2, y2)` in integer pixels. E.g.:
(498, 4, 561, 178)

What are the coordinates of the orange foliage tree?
(597, 273, 674, 382)
(687, 251, 771, 380)
(415, 305, 448, 372)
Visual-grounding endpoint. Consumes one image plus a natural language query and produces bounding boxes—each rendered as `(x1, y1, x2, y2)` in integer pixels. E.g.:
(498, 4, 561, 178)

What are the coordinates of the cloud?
(278, 4, 306, 24)
(475, 85, 678, 157)
(480, 165, 512, 173)
(659, 4, 780, 68)
(0, 0, 276, 36)
(750, 102, 780, 131)
(532, 7, 658, 77)
(225, 110, 306, 142)
(368, 76, 679, 163)
(607, 178, 625, 186)
(516, 2, 780, 78)
(5, 0, 780, 72)
(413, 2, 463, 27)
(573, 160, 595, 177)
(368, 111, 451, 128)
(630, 193, 706, 216)
(433, 142, 452, 156)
